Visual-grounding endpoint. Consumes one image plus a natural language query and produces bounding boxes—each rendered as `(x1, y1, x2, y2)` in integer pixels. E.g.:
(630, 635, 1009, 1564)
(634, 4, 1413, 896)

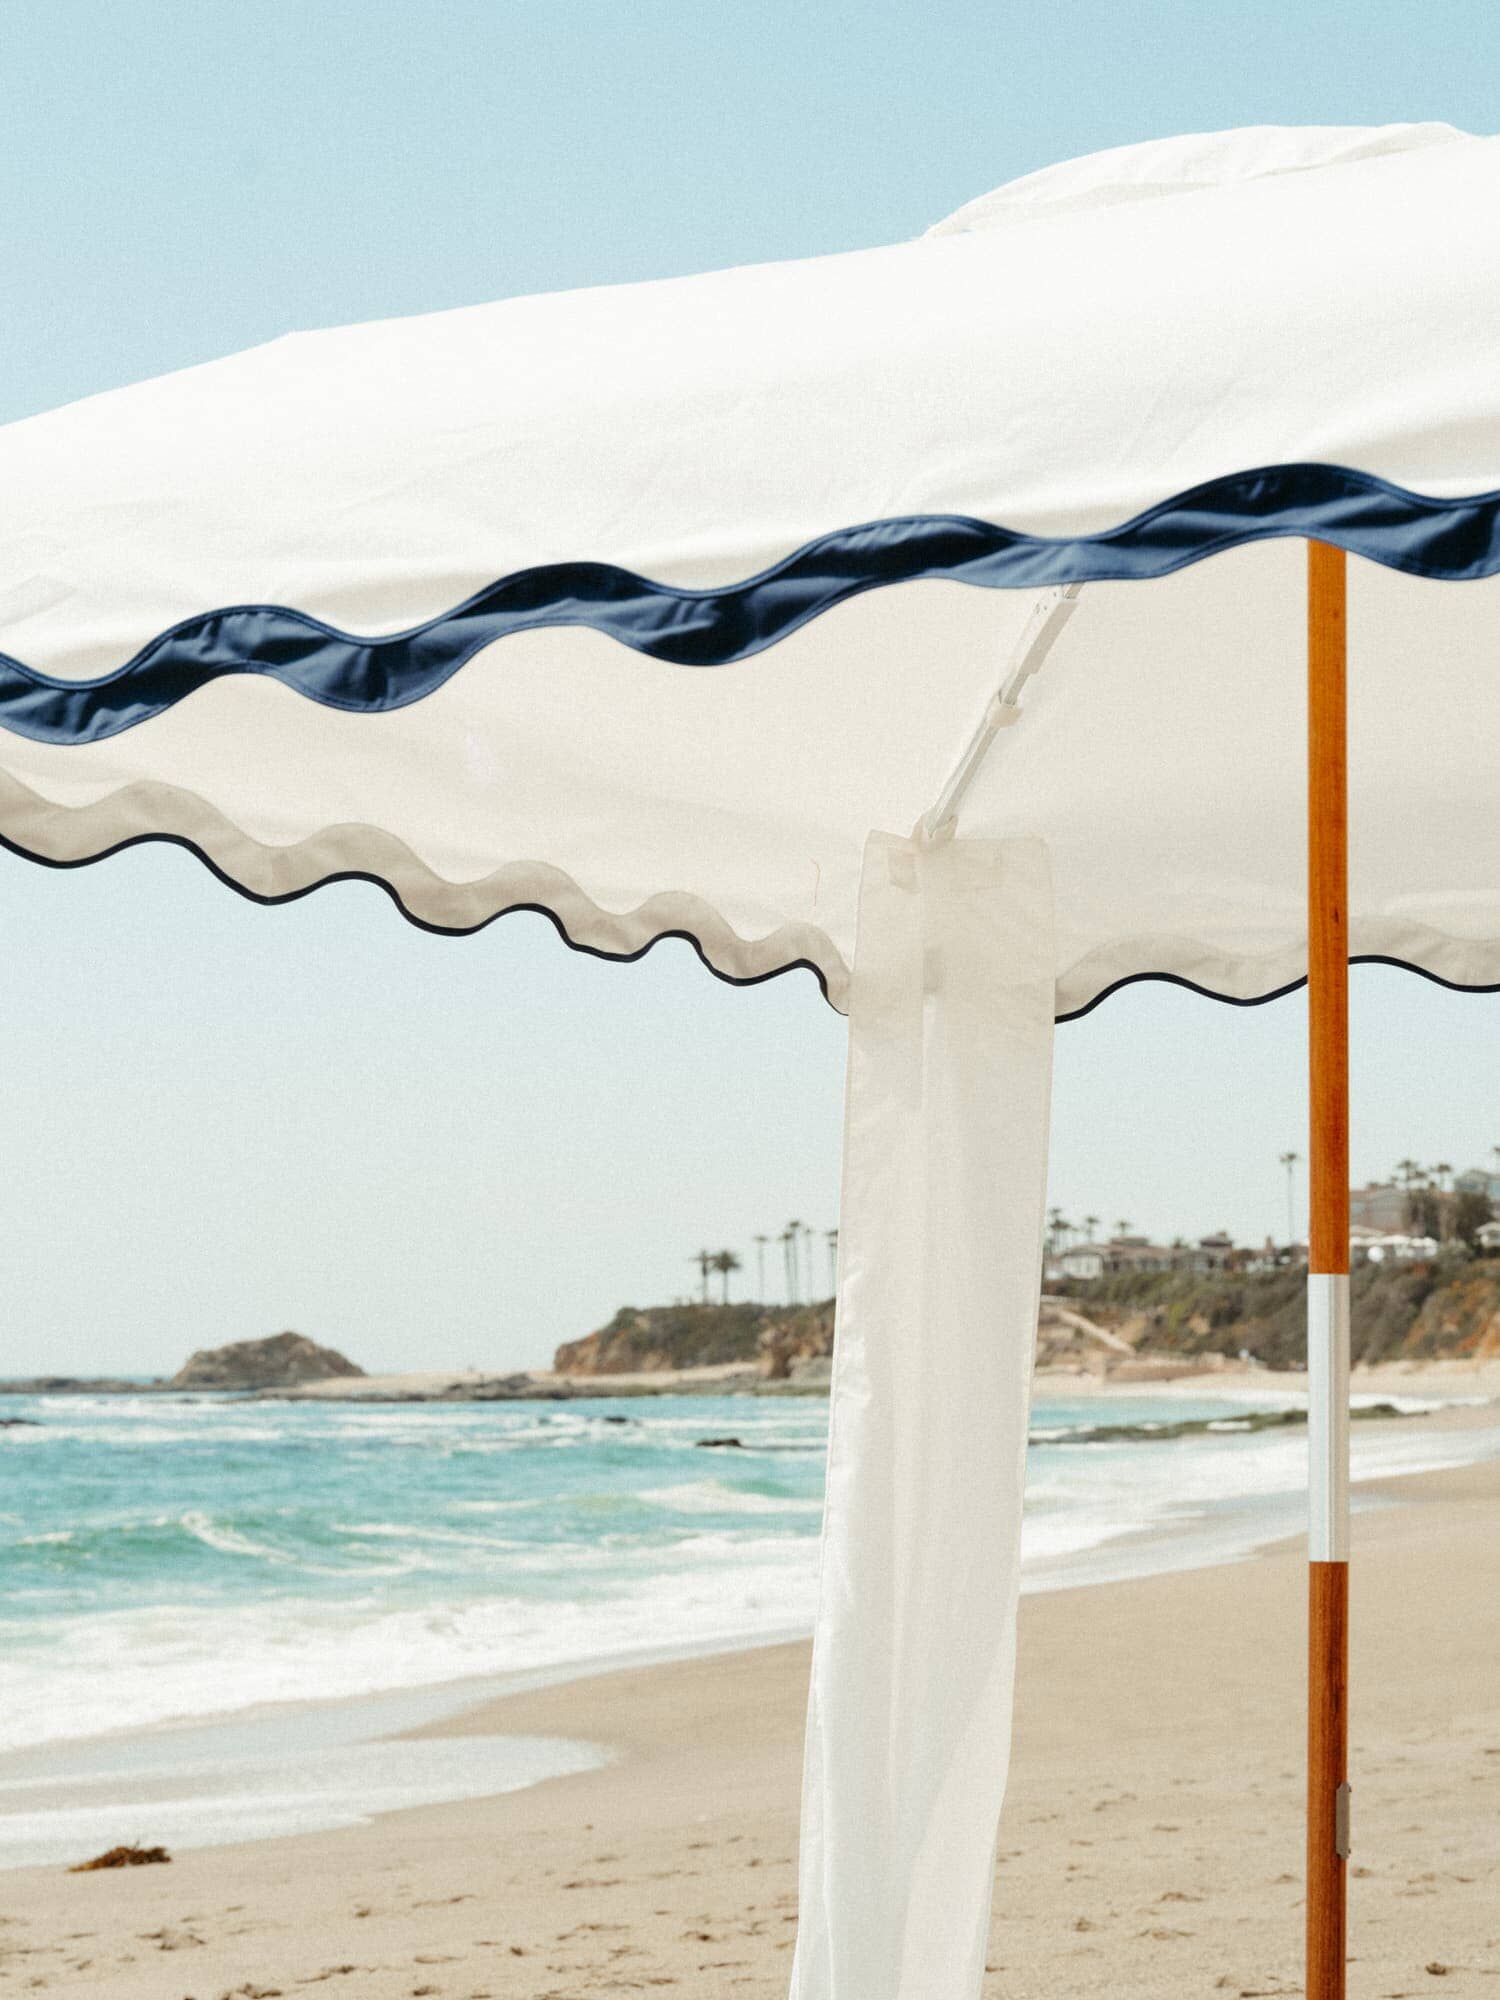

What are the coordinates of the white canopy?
(2, 120, 1498, 1011)
(3, 122, 1497, 2000)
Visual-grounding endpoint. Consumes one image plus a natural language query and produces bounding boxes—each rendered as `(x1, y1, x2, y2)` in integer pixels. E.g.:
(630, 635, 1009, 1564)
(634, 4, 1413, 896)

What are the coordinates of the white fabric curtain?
(791, 832, 1056, 2000)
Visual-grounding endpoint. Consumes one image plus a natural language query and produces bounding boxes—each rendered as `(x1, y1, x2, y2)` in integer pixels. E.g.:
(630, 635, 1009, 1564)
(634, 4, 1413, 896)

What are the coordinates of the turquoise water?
(0, 1393, 827, 1750)
(2, 1383, 1492, 1754)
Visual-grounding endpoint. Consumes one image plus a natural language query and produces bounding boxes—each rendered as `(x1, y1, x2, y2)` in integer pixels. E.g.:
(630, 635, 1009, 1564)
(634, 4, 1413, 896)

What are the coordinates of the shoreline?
(4, 1450, 1497, 1995)
(5, 1393, 1500, 1873)
(12, 1351, 1500, 1405)
(235, 1352, 1500, 1402)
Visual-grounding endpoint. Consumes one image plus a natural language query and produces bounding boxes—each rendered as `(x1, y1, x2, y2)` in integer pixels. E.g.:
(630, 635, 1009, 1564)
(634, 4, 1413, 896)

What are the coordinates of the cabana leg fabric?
(790, 832, 1056, 2000)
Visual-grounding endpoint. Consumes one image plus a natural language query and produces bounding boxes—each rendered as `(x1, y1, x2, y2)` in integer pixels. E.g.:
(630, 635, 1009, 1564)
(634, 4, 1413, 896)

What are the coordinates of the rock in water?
(170, 1332, 364, 1391)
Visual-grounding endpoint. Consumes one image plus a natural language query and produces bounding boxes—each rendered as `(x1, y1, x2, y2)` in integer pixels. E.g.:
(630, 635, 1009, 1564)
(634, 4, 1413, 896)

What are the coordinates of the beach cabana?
(2, 121, 1497, 2000)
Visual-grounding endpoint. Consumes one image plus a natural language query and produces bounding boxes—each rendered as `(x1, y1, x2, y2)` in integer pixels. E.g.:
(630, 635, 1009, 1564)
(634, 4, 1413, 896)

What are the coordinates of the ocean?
(2, 1381, 1496, 1866)
(2, 1384, 1500, 1864)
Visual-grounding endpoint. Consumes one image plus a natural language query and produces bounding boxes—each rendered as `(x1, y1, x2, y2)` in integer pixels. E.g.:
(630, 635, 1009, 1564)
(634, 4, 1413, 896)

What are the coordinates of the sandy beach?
(2, 1421, 1496, 1999)
(258, 1354, 1500, 1404)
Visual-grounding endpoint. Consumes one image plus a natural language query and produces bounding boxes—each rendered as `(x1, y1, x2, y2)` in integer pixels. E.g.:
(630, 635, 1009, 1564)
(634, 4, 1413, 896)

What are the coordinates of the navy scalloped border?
(3, 462, 1500, 745)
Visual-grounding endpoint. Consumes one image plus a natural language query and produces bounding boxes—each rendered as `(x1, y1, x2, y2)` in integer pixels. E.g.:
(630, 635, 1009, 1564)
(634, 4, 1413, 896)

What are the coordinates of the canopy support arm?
(917, 586, 1081, 844)
(1306, 538, 1350, 2000)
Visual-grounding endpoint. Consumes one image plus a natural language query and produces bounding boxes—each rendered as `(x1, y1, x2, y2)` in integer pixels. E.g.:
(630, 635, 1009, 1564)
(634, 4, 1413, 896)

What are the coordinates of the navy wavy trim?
(4, 462, 1500, 745)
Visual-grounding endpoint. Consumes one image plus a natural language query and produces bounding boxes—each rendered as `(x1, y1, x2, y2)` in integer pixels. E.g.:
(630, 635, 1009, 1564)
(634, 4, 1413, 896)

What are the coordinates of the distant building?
(1058, 1244, 1105, 1281)
(1349, 1183, 1406, 1232)
(1243, 1235, 1285, 1272)
(1363, 1232, 1441, 1264)
(1183, 1230, 1238, 1272)
(1454, 1166, 1500, 1202)
(1102, 1235, 1175, 1274)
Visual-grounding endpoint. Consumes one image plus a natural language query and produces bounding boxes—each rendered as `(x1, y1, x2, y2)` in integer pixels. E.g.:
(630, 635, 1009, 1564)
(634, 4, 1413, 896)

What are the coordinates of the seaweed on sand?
(68, 1843, 171, 1872)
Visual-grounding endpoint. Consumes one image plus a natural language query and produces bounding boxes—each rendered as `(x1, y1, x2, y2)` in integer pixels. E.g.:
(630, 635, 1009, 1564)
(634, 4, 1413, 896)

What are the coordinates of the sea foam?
(2, 1384, 1497, 1754)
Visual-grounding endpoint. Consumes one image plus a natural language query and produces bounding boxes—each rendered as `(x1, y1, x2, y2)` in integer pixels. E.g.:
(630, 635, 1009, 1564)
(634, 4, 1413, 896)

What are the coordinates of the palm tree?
(753, 1234, 770, 1302)
(713, 1250, 741, 1303)
(1114, 1218, 1131, 1240)
(1046, 1206, 1066, 1255)
(1279, 1150, 1302, 1246)
(1430, 1162, 1454, 1237)
(693, 1249, 714, 1304)
(1392, 1158, 1422, 1235)
(825, 1227, 839, 1295)
(1083, 1213, 1100, 1244)
(783, 1223, 802, 1305)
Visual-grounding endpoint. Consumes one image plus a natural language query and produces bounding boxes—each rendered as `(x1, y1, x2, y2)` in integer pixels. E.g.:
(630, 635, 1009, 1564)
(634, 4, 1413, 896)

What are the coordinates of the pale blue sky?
(2, 2, 1497, 1376)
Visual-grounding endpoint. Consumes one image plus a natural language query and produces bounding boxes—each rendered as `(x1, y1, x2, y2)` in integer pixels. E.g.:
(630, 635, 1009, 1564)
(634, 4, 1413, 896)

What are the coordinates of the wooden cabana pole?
(1306, 539, 1350, 2000)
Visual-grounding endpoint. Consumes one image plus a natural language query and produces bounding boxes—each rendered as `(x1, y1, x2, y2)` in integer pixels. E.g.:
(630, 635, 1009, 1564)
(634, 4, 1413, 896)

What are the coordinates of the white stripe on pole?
(1307, 1271, 1351, 1562)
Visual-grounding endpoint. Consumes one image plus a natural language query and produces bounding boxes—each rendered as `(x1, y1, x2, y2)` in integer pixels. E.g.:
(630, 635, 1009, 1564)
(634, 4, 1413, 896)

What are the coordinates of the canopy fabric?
(2, 121, 1499, 1012)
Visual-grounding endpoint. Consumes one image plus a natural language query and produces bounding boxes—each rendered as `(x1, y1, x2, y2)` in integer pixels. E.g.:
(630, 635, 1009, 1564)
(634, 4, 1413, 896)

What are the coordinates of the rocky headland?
(170, 1331, 364, 1391)
(0, 1332, 363, 1400)
(556, 1300, 835, 1385)
(5, 1254, 1499, 1407)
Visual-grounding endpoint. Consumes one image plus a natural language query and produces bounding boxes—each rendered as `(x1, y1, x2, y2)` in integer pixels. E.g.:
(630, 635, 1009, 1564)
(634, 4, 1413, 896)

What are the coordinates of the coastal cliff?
(553, 1256, 1500, 1386)
(555, 1301, 835, 1382)
(8, 1260, 1499, 1409)
(1054, 1253, 1500, 1370)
